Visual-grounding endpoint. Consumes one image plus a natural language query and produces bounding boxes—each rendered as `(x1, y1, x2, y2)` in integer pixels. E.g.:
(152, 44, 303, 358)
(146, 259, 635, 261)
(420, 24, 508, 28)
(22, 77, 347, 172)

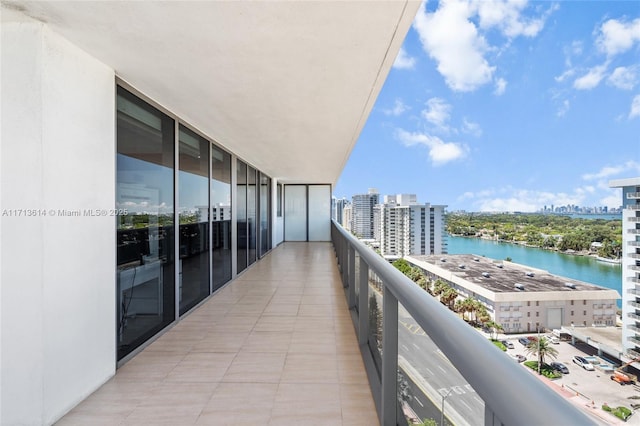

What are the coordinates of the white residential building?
(342, 204, 353, 233)
(379, 195, 447, 259)
(351, 188, 379, 239)
(610, 177, 640, 358)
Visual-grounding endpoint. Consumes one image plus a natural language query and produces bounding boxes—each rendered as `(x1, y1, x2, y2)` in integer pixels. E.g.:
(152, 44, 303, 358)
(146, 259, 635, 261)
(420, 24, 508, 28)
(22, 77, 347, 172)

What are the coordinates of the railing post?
(348, 246, 356, 305)
(381, 284, 398, 426)
(358, 258, 369, 346)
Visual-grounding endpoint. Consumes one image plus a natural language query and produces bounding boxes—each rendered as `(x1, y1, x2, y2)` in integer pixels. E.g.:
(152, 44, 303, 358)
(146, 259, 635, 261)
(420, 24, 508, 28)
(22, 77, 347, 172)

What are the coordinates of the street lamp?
(537, 324, 541, 375)
(441, 388, 453, 426)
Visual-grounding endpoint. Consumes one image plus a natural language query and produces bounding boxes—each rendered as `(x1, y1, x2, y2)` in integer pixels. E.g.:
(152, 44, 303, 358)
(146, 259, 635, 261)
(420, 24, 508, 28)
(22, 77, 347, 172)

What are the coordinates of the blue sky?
(334, 0, 640, 212)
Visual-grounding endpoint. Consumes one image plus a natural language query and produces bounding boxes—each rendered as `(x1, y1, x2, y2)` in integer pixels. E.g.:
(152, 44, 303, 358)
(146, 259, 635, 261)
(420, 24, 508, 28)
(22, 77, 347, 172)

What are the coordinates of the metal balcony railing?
(628, 312, 640, 321)
(629, 216, 640, 222)
(331, 220, 594, 426)
(627, 192, 640, 199)
(628, 229, 640, 234)
(627, 205, 640, 210)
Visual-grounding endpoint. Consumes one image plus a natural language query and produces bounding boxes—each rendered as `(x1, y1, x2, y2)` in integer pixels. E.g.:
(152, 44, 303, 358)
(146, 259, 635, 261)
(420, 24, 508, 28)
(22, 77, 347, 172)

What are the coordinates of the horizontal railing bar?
(331, 220, 594, 426)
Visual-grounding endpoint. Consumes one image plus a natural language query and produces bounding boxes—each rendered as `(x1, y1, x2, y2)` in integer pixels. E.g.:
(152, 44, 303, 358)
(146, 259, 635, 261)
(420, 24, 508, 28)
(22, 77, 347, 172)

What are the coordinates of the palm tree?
(525, 337, 558, 374)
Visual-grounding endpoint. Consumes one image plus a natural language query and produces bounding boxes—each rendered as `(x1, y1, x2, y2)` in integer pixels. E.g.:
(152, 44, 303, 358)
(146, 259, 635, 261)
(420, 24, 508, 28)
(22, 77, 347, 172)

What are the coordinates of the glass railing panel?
(354, 251, 360, 312)
(398, 302, 485, 426)
(368, 268, 384, 376)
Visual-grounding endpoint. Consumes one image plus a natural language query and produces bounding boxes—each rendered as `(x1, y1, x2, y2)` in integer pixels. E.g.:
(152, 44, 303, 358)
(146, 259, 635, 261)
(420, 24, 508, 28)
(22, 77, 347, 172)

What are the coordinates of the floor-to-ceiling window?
(236, 160, 248, 273)
(247, 165, 257, 266)
(178, 125, 210, 315)
(116, 86, 176, 360)
(284, 184, 331, 242)
(259, 172, 271, 257)
(212, 145, 232, 289)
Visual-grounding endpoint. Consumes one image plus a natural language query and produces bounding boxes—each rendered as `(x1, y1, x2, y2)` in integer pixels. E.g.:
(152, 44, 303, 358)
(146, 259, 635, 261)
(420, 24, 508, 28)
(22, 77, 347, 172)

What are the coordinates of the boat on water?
(595, 256, 621, 265)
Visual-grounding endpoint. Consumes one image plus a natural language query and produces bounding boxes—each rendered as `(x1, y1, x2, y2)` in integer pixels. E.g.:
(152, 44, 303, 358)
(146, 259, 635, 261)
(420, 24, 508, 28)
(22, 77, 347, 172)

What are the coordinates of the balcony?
(629, 216, 640, 222)
(627, 205, 640, 210)
(58, 242, 378, 425)
(628, 229, 640, 234)
(627, 192, 640, 199)
(58, 225, 593, 426)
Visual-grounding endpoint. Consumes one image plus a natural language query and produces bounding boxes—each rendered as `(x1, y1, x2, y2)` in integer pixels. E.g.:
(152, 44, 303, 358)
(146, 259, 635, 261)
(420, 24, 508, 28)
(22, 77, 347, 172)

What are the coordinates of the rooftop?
(408, 254, 619, 297)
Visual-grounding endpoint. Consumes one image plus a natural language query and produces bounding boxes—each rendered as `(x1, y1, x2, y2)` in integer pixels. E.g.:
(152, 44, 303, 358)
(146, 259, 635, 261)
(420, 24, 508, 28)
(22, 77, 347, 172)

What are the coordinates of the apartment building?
(379, 195, 447, 259)
(610, 177, 640, 358)
(351, 188, 379, 239)
(1, 2, 420, 423)
(406, 254, 620, 333)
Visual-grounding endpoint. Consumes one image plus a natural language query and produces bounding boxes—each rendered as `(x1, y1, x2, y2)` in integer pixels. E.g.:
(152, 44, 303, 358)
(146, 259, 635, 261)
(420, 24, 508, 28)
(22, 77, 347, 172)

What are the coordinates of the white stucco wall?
(1, 20, 116, 425)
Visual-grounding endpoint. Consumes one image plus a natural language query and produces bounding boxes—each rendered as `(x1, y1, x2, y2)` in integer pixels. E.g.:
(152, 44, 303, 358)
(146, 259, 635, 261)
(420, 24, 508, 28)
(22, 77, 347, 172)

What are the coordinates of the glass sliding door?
(116, 86, 175, 360)
(178, 125, 210, 315)
(259, 172, 271, 257)
(247, 166, 257, 266)
(236, 160, 247, 273)
(308, 185, 331, 241)
(212, 145, 232, 290)
(284, 185, 307, 241)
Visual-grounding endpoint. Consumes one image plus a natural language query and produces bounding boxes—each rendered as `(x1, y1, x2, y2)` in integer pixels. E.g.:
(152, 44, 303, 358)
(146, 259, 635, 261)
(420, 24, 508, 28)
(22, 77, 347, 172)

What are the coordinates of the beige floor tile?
(222, 351, 286, 383)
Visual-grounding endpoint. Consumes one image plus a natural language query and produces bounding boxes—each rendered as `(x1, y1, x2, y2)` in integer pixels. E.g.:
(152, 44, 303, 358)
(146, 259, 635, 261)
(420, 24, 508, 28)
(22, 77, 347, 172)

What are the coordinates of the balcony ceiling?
(3, 0, 420, 185)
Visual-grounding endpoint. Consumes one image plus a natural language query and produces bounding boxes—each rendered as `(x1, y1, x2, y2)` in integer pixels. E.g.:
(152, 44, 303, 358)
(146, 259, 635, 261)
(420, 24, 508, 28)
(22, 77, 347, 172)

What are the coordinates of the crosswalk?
(400, 319, 426, 335)
(438, 384, 476, 396)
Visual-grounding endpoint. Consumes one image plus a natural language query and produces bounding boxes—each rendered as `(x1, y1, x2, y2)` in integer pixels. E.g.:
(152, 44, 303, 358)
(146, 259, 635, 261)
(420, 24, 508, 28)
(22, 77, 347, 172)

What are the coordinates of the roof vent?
(482, 272, 490, 278)
(514, 283, 525, 291)
(564, 282, 576, 289)
(459, 264, 465, 269)
(496, 263, 503, 268)
(525, 271, 535, 277)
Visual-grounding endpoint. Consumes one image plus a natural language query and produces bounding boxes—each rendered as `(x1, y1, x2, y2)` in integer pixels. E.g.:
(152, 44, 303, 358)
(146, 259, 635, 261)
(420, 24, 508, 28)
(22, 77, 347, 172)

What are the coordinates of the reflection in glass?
(368, 270, 384, 376)
(116, 86, 175, 360)
(178, 126, 209, 315)
(308, 185, 331, 241)
(259, 172, 271, 257)
(284, 185, 307, 241)
(236, 160, 247, 273)
(247, 166, 257, 265)
(212, 145, 232, 290)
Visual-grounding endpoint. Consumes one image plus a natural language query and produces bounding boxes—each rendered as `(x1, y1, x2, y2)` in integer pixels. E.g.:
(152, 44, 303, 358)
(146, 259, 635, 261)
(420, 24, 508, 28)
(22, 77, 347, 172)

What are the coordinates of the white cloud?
(630, 94, 640, 119)
(475, 0, 549, 38)
(494, 78, 507, 95)
(573, 63, 608, 90)
(422, 97, 452, 128)
(555, 68, 575, 83)
(556, 99, 570, 117)
(383, 99, 410, 116)
(413, 1, 494, 92)
(395, 129, 468, 165)
(608, 66, 638, 90)
(582, 161, 640, 180)
(461, 118, 482, 137)
(596, 18, 640, 57)
(393, 47, 416, 70)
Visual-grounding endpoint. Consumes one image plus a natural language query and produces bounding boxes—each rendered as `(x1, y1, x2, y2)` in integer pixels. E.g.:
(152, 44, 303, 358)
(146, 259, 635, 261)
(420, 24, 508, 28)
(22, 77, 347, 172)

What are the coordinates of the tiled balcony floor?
(57, 242, 378, 426)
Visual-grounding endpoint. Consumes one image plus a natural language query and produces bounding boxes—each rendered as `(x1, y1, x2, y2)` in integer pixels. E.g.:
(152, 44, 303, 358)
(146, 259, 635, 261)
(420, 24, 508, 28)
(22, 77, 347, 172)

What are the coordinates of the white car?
(573, 356, 595, 371)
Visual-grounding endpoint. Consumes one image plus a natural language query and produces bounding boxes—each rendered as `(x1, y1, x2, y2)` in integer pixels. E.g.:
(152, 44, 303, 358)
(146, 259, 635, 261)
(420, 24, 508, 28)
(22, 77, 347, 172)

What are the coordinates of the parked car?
(550, 361, 569, 374)
(546, 335, 560, 344)
(573, 356, 595, 371)
(501, 340, 515, 349)
(518, 337, 530, 346)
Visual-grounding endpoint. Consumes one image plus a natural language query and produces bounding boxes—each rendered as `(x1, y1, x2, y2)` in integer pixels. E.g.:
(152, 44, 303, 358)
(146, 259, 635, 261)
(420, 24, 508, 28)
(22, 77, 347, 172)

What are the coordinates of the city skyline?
(335, 0, 640, 213)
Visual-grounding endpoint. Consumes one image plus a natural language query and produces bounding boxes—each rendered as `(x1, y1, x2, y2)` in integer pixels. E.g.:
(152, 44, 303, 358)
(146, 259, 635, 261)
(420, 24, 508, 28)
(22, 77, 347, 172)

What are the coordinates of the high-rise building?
(379, 194, 447, 259)
(351, 188, 379, 239)
(332, 197, 349, 224)
(342, 204, 353, 232)
(610, 177, 640, 359)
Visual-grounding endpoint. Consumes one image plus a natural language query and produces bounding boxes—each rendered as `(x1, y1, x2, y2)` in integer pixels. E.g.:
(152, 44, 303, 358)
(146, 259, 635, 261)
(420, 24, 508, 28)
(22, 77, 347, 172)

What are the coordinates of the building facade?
(406, 254, 620, 333)
(351, 188, 379, 239)
(1, 2, 419, 423)
(379, 195, 447, 259)
(610, 177, 640, 358)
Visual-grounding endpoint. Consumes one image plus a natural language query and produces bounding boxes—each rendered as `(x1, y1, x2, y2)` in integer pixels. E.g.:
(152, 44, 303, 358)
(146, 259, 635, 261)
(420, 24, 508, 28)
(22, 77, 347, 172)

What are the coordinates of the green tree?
(525, 337, 558, 374)
(369, 295, 382, 350)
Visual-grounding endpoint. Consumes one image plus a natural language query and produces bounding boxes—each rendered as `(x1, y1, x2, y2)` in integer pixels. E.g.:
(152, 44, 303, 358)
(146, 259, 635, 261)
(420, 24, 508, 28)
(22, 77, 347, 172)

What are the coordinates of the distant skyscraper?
(332, 197, 349, 224)
(609, 177, 640, 359)
(351, 188, 379, 239)
(378, 194, 447, 259)
(342, 204, 352, 232)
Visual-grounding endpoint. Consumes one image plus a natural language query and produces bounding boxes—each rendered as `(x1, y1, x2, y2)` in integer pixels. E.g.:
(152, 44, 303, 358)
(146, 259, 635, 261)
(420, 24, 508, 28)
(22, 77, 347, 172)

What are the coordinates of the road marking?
(414, 396, 424, 407)
(402, 344, 409, 352)
(465, 384, 475, 393)
(452, 386, 464, 394)
(438, 388, 449, 396)
(460, 400, 472, 411)
(424, 368, 433, 376)
(474, 396, 483, 404)
(413, 343, 420, 350)
(438, 365, 447, 373)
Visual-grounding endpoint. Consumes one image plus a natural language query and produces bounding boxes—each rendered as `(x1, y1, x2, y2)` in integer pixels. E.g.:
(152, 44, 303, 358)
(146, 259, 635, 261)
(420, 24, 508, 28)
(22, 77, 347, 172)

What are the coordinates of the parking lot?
(503, 336, 640, 425)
